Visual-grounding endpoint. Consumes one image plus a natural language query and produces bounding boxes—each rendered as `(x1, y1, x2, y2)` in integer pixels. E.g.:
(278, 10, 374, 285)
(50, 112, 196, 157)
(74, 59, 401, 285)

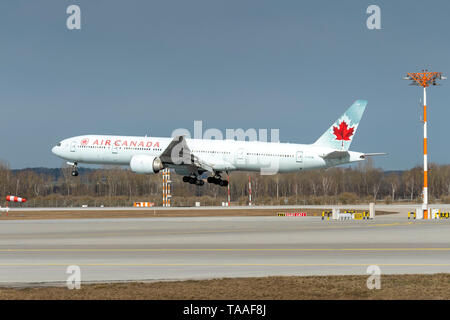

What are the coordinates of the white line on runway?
(0, 263, 450, 267)
(1, 247, 450, 252)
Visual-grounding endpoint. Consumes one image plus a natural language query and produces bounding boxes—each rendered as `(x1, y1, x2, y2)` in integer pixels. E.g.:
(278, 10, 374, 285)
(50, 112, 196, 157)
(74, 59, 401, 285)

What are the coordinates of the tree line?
(1, 159, 449, 207)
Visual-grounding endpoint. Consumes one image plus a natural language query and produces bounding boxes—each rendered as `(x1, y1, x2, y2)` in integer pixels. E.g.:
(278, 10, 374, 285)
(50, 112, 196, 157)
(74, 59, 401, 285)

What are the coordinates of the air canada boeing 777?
(52, 100, 385, 187)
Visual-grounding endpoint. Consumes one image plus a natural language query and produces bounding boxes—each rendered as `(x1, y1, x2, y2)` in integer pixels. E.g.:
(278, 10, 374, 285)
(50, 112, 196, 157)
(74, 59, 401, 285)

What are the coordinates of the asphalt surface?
(1, 210, 450, 285)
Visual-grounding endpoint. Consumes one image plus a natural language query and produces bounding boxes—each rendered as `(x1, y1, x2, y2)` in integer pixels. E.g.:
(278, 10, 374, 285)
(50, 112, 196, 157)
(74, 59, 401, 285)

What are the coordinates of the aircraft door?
(236, 148, 247, 166)
(111, 144, 119, 162)
(296, 151, 303, 163)
(70, 141, 77, 152)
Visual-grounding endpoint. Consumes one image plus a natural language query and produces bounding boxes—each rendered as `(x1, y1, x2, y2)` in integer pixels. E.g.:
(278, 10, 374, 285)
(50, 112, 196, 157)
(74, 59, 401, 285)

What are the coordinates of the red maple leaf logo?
(81, 138, 89, 146)
(333, 121, 354, 144)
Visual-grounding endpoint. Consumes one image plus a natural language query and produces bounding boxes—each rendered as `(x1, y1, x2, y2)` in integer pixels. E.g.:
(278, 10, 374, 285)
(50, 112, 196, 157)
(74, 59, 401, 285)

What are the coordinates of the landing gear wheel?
(208, 173, 224, 185)
(69, 162, 79, 177)
(188, 177, 197, 184)
(207, 175, 228, 186)
(183, 176, 190, 183)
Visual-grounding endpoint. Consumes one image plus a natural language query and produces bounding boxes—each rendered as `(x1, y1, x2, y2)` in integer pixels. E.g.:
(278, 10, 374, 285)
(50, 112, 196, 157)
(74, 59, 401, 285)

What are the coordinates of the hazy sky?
(1, 0, 449, 170)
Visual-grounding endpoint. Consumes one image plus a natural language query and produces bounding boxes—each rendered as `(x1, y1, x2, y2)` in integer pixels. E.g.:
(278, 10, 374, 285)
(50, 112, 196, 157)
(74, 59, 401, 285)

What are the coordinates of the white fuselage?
(51, 135, 365, 175)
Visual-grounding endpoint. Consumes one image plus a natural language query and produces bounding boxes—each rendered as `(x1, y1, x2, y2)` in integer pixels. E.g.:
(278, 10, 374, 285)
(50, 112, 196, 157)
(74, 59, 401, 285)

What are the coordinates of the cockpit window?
(57, 142, 61, 147)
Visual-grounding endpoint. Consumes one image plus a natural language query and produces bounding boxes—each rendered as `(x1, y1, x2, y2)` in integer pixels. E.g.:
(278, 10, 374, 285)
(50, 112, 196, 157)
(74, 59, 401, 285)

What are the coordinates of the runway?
(9, 204, 450, 211)
(1, 213, 450, 285)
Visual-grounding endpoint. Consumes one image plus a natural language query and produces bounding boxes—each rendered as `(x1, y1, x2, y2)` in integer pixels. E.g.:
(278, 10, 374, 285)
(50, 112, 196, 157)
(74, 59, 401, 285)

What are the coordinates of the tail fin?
(313, 100, 367, 150)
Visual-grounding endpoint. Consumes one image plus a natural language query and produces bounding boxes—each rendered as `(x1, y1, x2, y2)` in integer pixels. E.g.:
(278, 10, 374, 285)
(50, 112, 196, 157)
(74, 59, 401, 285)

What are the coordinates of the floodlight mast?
(404, 70, 446, 219)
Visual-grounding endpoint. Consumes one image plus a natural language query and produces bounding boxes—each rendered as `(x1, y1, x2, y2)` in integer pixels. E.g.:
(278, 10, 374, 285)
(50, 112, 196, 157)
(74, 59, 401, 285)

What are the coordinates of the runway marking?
(367, 222, 416, 227)
(0, 263, 449, 267)
(1, 248, 450, 252)
(0, 221, 431, 240)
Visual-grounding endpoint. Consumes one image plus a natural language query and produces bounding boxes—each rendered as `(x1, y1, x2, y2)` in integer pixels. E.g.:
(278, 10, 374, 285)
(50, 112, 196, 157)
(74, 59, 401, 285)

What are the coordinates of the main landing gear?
(182, 176, 204, 186)
(207, 175, 228, 187)
(182, 173, 228, 187)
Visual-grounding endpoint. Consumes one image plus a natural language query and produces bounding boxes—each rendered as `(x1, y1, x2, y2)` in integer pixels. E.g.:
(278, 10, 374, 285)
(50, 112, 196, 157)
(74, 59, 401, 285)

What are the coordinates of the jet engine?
(130, 155, 164, 174)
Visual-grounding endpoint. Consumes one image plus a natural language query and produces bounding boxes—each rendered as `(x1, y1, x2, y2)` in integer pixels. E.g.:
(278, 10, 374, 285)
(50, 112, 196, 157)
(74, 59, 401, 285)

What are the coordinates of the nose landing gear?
(68, 162, 79, 177)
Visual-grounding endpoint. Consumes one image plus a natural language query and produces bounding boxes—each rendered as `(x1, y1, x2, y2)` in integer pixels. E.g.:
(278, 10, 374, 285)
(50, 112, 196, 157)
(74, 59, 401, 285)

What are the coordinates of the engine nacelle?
(130, 155, 164, 174)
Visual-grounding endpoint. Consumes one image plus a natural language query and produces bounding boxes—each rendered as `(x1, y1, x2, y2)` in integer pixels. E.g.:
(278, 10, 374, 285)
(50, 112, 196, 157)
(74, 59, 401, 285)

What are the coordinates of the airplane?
(52, 100, 385, 187)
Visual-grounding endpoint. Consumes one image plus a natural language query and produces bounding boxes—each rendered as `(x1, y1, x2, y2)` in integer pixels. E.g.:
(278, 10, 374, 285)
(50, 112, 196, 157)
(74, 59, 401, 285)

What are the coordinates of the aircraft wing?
(159, 136, 214, 174)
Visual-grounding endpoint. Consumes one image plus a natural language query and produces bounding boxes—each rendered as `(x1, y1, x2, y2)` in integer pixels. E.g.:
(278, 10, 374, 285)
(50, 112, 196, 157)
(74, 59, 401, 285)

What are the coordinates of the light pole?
(404, 70, 446, 219)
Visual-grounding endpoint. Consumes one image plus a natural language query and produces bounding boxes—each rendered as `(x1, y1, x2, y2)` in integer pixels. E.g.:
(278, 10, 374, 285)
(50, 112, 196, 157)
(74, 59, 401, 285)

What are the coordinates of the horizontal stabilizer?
(320, 151, 349, 159)
(363, 153, 388, 157)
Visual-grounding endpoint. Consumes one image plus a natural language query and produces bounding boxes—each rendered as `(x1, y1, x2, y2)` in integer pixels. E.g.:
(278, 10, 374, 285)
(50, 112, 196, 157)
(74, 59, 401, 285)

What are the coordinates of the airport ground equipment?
(278, 212, 307, 217)
(429, 209, 450, 220)
(227, 175, 231, 206)
(408, 211, 416, 219)
(415, 207, 424, 220)
(248, 175, 252, 206)
(0, 206, 9, 215)
(332, 208, 339, 220)
(438, 212, 450, 219)
(404, 70, 446, 219)
(162, 168, 171, 207)
(431, 209, 439, 219)
(6, 195, 27, 203)
(134, 202, 154, 207)
(323, 209, 372, 221)
(3, 195, 27, 217)
(351, 211, 370, 220)
(339, 212, 353, 220)
(322, 210, 332, 220)
(341, 210, 372, 220)
(369, 202, 375, 219)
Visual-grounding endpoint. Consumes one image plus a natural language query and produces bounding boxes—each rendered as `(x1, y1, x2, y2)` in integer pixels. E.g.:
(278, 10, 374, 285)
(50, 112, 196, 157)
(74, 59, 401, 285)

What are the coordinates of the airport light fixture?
(404, 70, 446, 219)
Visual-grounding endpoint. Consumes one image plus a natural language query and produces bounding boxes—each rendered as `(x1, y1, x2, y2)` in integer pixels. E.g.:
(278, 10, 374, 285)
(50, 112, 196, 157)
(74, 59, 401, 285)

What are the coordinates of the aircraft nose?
(52, 145, 59, 155)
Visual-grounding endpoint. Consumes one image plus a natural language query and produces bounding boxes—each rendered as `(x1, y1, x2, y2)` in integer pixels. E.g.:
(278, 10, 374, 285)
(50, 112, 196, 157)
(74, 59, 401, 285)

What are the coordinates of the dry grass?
(1, 274, 449, 300)
(0, 209, 393, 220)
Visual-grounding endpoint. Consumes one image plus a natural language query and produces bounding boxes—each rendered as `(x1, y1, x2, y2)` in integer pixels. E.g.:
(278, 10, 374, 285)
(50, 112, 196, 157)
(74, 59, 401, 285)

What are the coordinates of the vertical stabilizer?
(313, 100, 367, 150)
